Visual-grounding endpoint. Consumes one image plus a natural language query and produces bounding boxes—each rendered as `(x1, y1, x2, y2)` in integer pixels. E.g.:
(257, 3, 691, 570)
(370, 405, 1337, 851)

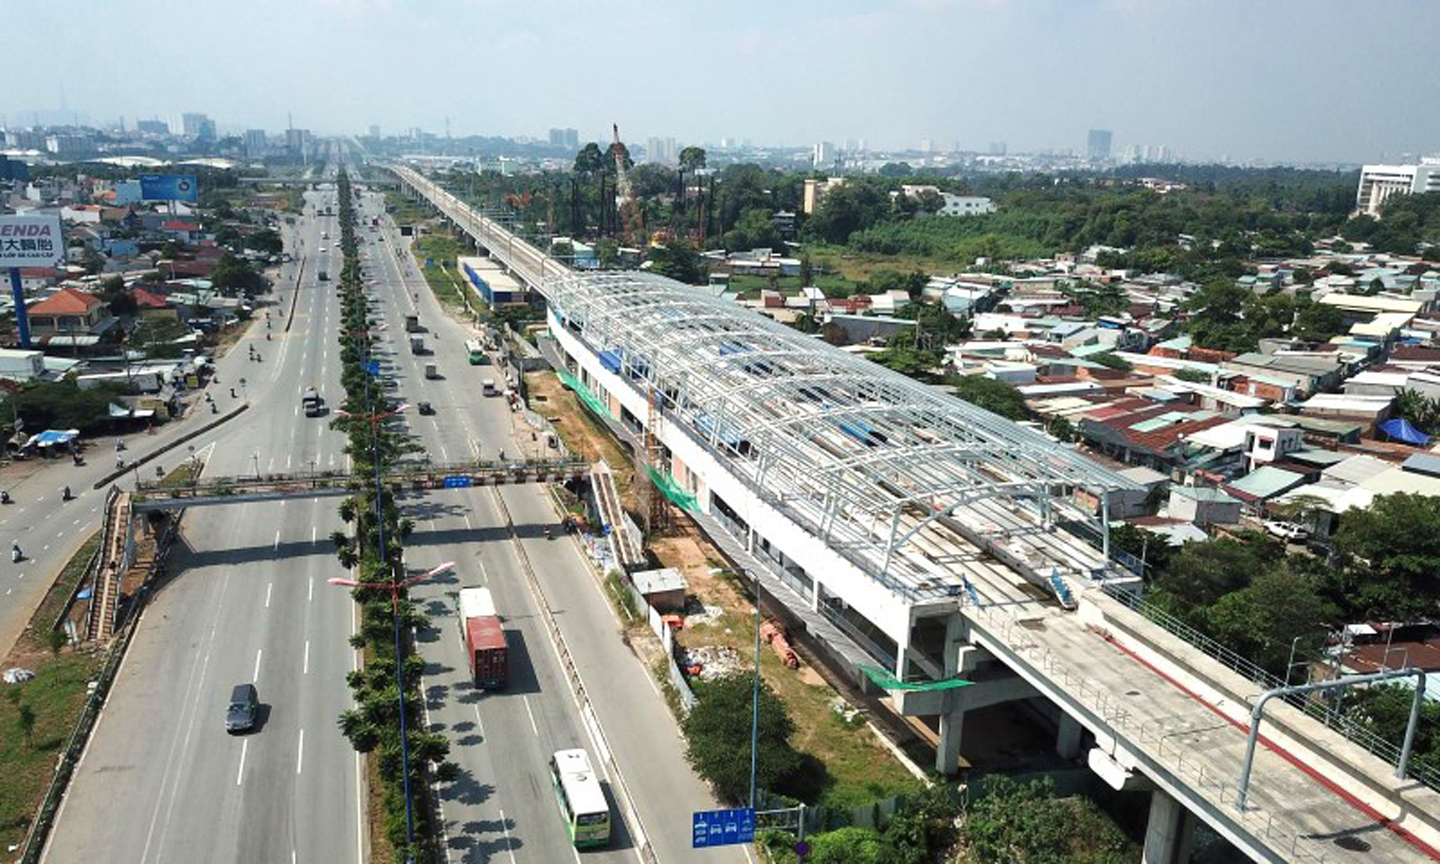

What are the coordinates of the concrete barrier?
(92, 403, 249, 490)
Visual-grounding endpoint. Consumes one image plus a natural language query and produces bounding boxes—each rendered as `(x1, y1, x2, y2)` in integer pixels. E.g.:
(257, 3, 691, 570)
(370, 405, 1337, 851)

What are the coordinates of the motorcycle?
(61, 486, 72, 501)
(11, 544, 21, 563)
(1, 491, 11, 505)
(544, 526, 553, 541)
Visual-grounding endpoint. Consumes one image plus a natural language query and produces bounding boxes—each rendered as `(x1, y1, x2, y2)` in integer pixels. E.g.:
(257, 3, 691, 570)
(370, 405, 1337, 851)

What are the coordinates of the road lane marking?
(265, 582, 273, 608)
(274, 529, 281, 550)
(496, 807, 517, 864)
(253, 648, 263, 682)
(523, 695, 540, 737)
(236, 739, 249, 785)
(297, 728, 305, 775)
(304, 640, 310, 674)
(309, 576, 314, 603)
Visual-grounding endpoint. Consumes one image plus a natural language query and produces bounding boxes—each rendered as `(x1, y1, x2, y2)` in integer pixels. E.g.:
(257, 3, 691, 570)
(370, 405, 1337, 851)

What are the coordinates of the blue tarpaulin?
(26, 429, 79, 449)
(1379, 418, 1431, 446)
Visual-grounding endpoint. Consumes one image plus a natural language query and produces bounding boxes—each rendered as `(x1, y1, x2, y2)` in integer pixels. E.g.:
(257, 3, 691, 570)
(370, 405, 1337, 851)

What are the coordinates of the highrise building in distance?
(1087, 129, 1113, 161)
(244, 129, 267, 157)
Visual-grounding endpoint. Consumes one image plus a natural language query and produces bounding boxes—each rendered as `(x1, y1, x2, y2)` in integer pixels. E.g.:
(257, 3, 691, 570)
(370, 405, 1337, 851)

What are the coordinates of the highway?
(354, 185, 740, 862)
(45, 175, 365, 864)
(45, 159, 738, 863)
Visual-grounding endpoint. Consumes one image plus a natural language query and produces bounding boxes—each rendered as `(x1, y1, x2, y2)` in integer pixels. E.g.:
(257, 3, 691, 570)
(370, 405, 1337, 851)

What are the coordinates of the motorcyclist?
(1, 490, 10, 504)
(62, 486, 72, 501)
(11, 542, 21, 563)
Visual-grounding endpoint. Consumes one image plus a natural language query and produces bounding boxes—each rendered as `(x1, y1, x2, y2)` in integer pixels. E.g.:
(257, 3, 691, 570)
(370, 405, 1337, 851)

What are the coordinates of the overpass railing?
(1101, 583, 1440, 794)
(971, 604, 1335, 864)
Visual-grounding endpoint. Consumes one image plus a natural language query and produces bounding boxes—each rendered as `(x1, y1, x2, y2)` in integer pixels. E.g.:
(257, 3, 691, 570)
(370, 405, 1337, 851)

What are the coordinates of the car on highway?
(226, 683, 259, 733)
(417, 401, 435, 415)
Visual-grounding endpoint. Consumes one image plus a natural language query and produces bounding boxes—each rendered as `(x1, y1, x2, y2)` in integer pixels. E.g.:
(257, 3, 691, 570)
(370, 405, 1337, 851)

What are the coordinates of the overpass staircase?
(590, 461, 646, 571)
(85, 489, 130, 642)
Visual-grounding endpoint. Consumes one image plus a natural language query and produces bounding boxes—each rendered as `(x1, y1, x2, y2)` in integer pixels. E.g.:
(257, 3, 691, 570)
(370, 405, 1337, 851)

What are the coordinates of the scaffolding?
(544, 271, 1142, 602)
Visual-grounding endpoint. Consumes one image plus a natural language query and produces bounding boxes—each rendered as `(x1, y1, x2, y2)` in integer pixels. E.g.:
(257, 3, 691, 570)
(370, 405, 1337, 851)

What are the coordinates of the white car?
(1263, 521, 1309, 542)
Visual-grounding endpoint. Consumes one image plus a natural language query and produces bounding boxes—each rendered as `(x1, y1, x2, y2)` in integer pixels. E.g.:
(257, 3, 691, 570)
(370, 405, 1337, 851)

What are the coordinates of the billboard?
(140, 174, 199, 202)
(0, 214, 65, 269)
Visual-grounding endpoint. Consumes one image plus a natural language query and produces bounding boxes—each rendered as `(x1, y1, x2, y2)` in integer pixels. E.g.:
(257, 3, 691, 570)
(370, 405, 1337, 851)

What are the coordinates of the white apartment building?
(937, 194, 995, 216)
(1355, 159, 1440, 217)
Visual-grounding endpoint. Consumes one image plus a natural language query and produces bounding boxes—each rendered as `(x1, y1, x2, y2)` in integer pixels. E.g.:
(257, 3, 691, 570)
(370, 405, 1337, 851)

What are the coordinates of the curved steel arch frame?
(545, 270, 1141, 601)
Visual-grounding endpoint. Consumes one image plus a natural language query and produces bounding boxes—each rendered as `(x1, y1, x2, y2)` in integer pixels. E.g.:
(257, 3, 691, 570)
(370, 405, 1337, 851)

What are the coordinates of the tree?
(17, 702, 35, 747)
(6, 380, 133, 434)
(1173, 367, 1211, 384)
(950, 374, 1030, 421)
(807, 826, 883, 864)
(1091, 352, 1133, 372)
(678, 146, 707, 215)
(1153, 531, 1274, 611)
(99, 275, 138, 317)
(877, 162, 914, 177)
(1333, 493, 1440, 619)
(82, 246, 105, 275)
(211, 251, 265, 296)
(960, 776, 1135, 863)
(1202, 564, 1335, 672)
(683, 673, 803, 803)
(1345, 684, 1440, 775)
(649, 241, 706, 285)
(799, 255, 814, 288)
(573, 143, 606, 233)
(246, 227, 283, 256)
(131, 317, 189, 358)
(1293, 299, 1344, 342)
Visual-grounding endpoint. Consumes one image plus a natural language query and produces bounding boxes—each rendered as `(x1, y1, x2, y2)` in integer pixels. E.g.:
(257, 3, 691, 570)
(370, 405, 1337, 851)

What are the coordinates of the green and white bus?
(550, 749, 610, 849)
(466, 339, 486, 365)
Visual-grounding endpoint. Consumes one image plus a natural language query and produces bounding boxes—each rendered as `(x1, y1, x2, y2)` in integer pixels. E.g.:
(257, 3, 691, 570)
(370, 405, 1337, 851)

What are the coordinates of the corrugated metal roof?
(1226, 466, 1306, 499)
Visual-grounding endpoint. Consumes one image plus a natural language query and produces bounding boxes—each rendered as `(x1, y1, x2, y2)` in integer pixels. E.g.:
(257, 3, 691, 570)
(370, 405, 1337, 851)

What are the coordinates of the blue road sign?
(443, 476, 472, 488)
(364, 360, 381, 376)
(692, 808, 755, 848)
(140, 174, 199, 202)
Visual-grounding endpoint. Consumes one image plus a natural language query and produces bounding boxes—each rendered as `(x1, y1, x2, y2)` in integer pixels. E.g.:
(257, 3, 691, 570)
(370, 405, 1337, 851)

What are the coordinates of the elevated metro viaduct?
(390, 164, 1440, 864)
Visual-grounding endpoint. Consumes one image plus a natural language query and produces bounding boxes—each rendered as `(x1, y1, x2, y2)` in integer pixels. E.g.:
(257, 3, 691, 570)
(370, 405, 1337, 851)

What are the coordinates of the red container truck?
(458, 587, 507, 689)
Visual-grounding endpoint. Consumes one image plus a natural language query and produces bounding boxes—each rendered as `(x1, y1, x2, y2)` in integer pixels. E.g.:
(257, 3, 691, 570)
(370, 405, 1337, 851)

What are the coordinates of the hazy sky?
(5, 0, 1437, 163)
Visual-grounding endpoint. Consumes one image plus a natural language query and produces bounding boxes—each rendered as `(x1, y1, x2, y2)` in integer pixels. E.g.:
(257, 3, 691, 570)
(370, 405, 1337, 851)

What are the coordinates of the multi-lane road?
(44, 161, 739, 863)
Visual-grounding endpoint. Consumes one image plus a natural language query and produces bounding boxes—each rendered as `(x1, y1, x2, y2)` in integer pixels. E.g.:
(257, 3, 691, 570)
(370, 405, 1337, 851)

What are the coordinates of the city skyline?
(2, 0, 1438, 164)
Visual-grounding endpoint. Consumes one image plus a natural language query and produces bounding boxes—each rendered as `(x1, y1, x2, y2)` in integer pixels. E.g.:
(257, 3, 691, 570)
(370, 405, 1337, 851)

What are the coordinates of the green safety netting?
(644, 465, 700, 513)
(859, 665, 973, 692)
(556, 369, 613, 420)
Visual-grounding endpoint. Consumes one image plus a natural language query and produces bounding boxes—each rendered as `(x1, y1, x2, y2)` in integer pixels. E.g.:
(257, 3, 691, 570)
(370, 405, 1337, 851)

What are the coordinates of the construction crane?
(611, 123, 644, 246)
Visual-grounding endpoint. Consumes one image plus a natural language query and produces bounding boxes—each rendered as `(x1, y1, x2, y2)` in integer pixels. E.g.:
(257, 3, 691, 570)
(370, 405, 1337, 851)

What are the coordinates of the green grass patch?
(410, 234, 478, 313)
(0, 652, 103, 851)
(25, 533, 101, 650)
(157, 458, 204, 489)
(384, 192, 431, 225)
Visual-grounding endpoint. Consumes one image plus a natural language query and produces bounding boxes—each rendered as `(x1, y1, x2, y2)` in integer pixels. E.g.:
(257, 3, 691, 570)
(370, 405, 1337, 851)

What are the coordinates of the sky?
(4, 0, 1438, 164)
